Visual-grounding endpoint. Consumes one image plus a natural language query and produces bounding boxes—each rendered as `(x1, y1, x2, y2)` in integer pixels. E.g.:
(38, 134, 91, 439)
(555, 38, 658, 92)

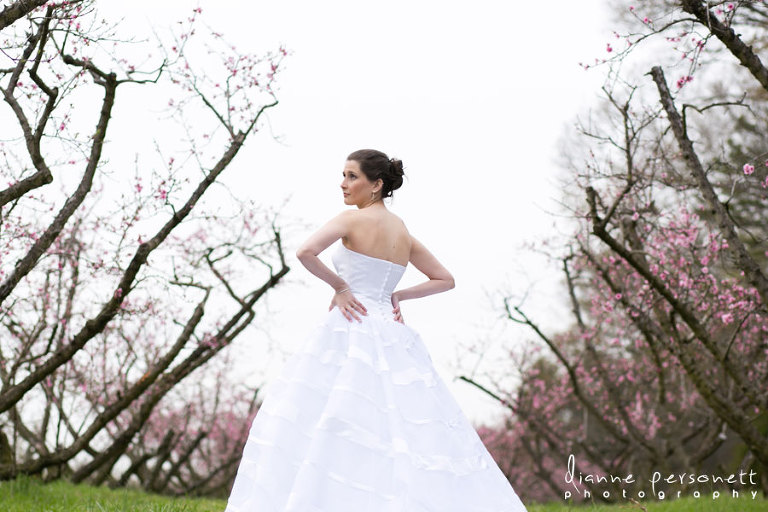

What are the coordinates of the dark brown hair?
(347, 149, 405, 199)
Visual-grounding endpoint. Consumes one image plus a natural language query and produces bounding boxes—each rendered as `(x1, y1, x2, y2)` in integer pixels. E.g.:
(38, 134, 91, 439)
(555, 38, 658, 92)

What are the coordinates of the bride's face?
(341, 160, 377, 207)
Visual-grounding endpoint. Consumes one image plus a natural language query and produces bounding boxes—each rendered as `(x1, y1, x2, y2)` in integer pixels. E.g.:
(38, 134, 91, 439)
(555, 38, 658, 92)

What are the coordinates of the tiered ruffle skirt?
(225, 307, 527, 511)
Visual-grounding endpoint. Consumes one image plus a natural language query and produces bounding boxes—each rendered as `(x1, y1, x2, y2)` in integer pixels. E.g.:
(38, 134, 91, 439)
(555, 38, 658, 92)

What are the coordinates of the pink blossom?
(676, 75, 694, 89)
(743, 163, 755, 175)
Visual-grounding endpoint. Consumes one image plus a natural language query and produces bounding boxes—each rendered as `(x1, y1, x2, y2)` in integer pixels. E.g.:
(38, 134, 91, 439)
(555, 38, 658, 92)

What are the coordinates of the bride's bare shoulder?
(332, 209, 362, 224)
(385, 210, 408, 229)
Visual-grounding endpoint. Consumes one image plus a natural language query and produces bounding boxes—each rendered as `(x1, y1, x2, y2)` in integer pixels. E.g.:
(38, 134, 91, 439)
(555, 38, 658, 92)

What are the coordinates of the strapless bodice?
(331, 243, 407, 315)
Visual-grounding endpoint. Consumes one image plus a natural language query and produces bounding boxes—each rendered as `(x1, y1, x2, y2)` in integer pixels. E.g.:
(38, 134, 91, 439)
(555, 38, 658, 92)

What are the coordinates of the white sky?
(95, 0, 610, 424)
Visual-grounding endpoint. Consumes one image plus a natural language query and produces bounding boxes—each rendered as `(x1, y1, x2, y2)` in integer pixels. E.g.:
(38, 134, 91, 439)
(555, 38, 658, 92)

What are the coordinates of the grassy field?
(0, 474, 765, 511)
(0, 474, 222, 512)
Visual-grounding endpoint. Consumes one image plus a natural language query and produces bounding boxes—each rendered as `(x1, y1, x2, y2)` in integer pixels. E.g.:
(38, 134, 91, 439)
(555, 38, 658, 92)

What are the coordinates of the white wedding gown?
(225, 243, 527, 511)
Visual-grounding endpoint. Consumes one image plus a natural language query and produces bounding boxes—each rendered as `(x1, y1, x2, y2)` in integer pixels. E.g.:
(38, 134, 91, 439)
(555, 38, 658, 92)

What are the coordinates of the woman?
(225, 149, 527, 511)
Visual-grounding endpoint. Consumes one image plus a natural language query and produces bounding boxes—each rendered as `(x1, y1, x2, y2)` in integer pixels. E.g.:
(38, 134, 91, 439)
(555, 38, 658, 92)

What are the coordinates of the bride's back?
(343, 208, 411, 267)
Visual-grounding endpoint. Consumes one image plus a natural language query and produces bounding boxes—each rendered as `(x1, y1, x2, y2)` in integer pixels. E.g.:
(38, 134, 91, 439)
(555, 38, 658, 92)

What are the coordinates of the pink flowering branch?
(586, 186, 768, 465)
(68, 237, 288, 483)
(0, 62, 118, 308)
(588, 255, 731, 466)
(459, 374, 609, 499)
(650, 65, 768, 311)
(503, 299, 633, 446)
(681, 0, 768, 92)
(0, 6, 56, 207)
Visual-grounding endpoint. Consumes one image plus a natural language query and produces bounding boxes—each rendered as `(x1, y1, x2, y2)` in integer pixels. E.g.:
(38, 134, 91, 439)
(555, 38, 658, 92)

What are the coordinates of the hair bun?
(388, 158, 404, 191)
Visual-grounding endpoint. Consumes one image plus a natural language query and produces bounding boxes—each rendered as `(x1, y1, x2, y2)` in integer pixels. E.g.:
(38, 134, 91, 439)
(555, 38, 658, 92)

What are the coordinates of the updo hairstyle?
(347, 149, 405, 199)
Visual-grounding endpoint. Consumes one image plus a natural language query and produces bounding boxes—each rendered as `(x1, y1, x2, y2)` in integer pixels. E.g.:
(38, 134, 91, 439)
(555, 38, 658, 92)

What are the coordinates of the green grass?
(0, 474, 224, 512)
(0, 474, 765, 511)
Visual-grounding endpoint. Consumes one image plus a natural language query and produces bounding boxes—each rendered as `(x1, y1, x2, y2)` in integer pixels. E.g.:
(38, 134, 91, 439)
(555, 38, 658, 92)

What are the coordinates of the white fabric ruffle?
(225, 308, 527, 511)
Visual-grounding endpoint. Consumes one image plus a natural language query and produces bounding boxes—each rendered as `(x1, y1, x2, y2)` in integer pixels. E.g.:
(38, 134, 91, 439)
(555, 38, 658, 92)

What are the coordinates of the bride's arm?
(394, 235, 455, 302)
(295, 212, 351, 292)
(295, 211, 367, 322)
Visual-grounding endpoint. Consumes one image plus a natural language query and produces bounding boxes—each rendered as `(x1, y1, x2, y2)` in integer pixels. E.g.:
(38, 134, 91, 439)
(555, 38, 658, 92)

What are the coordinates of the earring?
(371, 191, 375, 200)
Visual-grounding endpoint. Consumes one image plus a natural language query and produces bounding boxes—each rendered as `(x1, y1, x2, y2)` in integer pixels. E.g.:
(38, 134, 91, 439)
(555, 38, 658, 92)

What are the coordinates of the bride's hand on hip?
(391, 291, 404, 324)
(330, 289, 367, 322)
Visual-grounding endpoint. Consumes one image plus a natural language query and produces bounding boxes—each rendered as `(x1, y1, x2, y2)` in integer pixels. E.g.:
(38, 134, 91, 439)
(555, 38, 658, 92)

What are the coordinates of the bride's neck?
(357, 200, 386, 210)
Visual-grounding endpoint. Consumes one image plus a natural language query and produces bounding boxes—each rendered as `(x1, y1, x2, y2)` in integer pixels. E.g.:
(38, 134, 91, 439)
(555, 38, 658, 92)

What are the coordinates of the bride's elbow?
(295, 247, 314, 262)
(445, 275, 455, 290)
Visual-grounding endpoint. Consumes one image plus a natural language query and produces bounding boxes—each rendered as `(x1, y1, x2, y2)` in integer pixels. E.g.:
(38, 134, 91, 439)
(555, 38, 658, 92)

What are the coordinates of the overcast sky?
(98, 0, 611, 424)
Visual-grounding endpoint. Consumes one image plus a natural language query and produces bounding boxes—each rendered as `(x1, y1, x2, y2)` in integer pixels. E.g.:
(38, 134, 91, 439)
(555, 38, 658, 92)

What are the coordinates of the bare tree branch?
(0, 0, 47, 32)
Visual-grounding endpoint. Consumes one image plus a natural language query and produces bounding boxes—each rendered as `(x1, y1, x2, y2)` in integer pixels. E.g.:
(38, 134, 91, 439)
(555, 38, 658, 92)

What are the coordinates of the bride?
(225, 149, 527, 511)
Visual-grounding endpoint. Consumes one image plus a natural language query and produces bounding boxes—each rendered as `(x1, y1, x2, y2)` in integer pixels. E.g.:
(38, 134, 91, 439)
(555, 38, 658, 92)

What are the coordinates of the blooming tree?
(0, 0, 289, 491)
(465, 0, 768, 502)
